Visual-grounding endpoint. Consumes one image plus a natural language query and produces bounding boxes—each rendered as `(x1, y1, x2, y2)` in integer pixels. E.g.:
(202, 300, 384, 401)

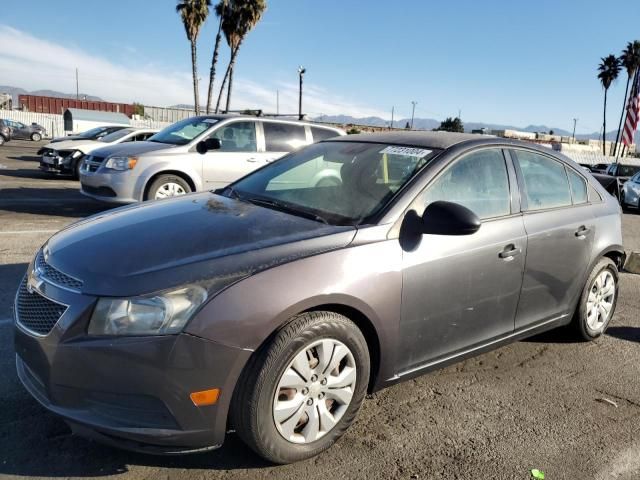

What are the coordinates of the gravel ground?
(1, 140, 640, 480)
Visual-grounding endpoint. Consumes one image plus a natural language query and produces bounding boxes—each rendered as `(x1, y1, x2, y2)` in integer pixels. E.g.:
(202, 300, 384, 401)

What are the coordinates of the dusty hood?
(44, 192, 356, 296)
(43, 139, 103, 153)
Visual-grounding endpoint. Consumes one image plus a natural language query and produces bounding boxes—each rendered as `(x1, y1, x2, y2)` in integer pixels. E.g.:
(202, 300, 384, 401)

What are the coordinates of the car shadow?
(6, 155, 41, 162)
(606, 326, 640, 343)
(0, 187, 112, 218)
(521, 325, 583, 344)
(0, 168, 59, 180)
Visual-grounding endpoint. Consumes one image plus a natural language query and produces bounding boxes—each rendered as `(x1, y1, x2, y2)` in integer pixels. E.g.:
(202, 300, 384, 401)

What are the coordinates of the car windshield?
(226, 141, 440, 225)
(77, 127, 111, 139)
(148, 117, 219, 145)
(99, 128, 135, 143)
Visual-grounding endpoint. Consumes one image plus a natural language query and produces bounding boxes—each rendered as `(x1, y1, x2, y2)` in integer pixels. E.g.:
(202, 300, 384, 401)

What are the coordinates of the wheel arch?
(143, 170, 196, 200)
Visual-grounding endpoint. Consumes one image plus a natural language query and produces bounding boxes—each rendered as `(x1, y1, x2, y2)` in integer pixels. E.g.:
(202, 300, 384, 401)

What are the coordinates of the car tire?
(231, 311, 370, 464)
(0, 136, 4, 146)
(146, 174, 192, 201)
(573, 257, 619, 341)
(31, 132, 42, 142)
(620, 192, 629, 212)
(73, 157, 84, 180)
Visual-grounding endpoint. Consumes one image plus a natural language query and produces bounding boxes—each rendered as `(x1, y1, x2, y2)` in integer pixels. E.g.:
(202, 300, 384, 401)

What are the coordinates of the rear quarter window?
(310, 127, 340, 142)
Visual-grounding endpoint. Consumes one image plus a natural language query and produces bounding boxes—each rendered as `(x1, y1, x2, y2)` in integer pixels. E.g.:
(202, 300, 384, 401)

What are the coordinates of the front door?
(202, 120, 263, 189)
(510, 149, 595, 328)
(399, 148, 526, 371)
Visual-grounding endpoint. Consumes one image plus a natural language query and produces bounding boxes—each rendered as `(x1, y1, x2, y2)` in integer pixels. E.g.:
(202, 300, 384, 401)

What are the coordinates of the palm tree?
(597, 55, 621, 155)
(205, 0, 227, 114)
(176, 0, 211, 115)
(215, 0, 267, 113)
(613, 41, 640, 156)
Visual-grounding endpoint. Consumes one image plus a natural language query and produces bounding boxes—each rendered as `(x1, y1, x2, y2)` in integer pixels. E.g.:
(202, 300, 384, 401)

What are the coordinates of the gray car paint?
(14, 132, 625, 453)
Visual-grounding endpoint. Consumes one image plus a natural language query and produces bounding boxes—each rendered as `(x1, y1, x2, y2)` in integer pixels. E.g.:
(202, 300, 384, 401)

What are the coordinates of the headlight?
(105, 156, 138, 171)
(88, 285, 208, 336)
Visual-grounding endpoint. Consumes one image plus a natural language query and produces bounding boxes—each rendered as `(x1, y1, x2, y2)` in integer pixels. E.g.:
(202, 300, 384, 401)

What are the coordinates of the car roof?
(192, 114, 343, 131)
(328, 131, 481, 150)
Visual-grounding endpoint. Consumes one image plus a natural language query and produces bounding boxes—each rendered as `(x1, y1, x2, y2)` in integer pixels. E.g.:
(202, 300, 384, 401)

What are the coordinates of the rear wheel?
(31, 132, 42, 142)
(231, 311, 370, 464)
(146, 174, 192, 201)
(573, 257, 619, 340)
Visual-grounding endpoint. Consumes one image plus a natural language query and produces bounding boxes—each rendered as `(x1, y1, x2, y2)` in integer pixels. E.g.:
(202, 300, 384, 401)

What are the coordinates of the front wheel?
(573, 257, 619, 340)
(31, 132, 42, 142)
(146, 174, 192, 201)
(231, 311, 370, 464)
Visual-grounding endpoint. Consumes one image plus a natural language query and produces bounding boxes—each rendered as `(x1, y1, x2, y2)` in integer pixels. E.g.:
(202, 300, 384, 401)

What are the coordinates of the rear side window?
(263, 122, 306, 152)
(567, 169, 588, 204)
(421, 148, 511, 219)
(514, 150, 572, 211)
(311, 127, 340, 142)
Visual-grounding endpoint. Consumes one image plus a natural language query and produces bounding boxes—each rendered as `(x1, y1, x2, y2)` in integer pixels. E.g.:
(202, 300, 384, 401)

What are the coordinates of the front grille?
(35, 251, 83, 290)
(85, 155, 104, 173)
(16, 278, 67, 336)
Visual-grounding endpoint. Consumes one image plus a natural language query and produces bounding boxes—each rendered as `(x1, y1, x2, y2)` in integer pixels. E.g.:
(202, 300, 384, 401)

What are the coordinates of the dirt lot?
(1, 140, 640, 480)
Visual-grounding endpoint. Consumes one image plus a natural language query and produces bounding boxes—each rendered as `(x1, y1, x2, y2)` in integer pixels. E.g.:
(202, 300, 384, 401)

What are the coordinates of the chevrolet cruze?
(14, 131, 625, 464)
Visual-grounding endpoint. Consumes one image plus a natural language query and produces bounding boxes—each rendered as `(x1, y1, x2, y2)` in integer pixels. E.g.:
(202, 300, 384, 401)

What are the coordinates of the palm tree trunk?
(215, 59, 232, 113)
(225, 43, 242, 112)
(602, 88, 608, 156)
(205, 19, 224, 114)
(613, 75, 632, 156)
(191, 40, 200, 115)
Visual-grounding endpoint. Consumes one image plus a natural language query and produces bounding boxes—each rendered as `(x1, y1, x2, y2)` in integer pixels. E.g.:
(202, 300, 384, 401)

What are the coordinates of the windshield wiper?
(244, 196, 329, 224)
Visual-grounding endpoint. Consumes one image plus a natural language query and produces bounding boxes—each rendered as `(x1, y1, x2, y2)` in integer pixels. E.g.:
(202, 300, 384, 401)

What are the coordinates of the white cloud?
(0, 25, 388, 119)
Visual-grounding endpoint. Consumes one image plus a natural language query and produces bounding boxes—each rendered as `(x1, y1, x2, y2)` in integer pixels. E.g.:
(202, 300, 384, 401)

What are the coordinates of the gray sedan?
(3, 119, 46, 141)
(14, 132, 624, 464)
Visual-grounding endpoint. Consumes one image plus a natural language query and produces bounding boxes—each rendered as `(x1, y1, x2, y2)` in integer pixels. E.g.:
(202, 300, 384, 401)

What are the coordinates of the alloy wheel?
(154, 182, 187, 199)
(585, 270, 615, 331)
(273, 338, 356, 444)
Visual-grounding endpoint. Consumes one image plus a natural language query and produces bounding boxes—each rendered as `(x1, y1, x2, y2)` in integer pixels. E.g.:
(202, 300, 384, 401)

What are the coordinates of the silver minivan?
(79, 115, 344, 203)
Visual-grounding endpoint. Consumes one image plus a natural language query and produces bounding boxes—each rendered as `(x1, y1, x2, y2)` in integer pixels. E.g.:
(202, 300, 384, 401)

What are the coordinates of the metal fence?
(558, 150, 640, 166)
(142, 105, 196, 123)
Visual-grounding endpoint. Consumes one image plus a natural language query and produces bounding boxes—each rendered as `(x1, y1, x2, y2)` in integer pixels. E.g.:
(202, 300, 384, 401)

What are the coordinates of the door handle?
(575, 226, 590, 237)
(499, 244, 521, 259)
(246, 158, 258, 163)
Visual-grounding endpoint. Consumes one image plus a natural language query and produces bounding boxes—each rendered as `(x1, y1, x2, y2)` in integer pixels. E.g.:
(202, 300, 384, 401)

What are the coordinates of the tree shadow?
(606, 326, 640, 343)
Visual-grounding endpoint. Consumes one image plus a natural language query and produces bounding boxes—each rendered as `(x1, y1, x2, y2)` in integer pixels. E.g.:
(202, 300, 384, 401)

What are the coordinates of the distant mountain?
(0, 85, 103, 104)
(312, 115, 640, 145)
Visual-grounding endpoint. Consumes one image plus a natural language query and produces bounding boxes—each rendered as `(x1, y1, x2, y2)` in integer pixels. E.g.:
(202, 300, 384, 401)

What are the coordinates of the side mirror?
(196, 137, 222, 155)
(421, 201, 481, 236)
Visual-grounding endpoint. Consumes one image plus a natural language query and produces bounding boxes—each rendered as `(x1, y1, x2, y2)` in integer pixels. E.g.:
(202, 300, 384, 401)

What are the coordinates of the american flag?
(622, 72, 640, 146)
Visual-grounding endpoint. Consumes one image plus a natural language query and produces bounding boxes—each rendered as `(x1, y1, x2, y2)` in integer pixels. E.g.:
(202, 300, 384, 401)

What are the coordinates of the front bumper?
(39, 153, 78, 175)
(14, 281, 251, 453)
(79, 169, 141, 204)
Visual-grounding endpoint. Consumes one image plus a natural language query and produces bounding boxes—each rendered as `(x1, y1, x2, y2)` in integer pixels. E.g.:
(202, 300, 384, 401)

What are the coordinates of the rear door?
(260, 121, 308, 163)
(511, 149, 595, 329)
(201, 120, 261, 189)
(399, 147, 526, 370)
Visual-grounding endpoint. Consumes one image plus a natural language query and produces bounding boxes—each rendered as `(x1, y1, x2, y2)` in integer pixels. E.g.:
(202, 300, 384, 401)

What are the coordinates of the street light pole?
(390, 106, 394, 130)
(572, 118, 578, 140)
(410, 101, 417, 129)
(298, 66, 306, 120)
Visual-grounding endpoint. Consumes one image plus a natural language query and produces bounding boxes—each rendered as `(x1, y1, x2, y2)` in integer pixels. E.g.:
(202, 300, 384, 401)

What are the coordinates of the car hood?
(43, 139, 104, 152)
(44, 192, 356, 296)
(87, 141, 176, 159)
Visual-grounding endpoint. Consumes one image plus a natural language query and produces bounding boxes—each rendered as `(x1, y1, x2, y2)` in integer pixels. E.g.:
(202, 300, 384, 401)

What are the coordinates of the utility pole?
(390, 106, 394, 130)
(458, 108, 461, 120)
(276, 89, 279, 115)
(75, 68, 79, 101)
(572, 118, 578, 140)
(410, 101, 417, 129)
(298, 66, 306, 121)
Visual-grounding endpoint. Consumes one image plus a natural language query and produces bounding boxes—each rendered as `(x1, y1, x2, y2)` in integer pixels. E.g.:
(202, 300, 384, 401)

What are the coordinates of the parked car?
(15, 131, 625, 463)
(0, 119, 10, 146)
(39, 127, 158, 179)
(79, 115, 344, 203)
(46, 125, 129, 144)
(621, 170, 640, 210)
(601, 163, 640, 199)
(3, 119, 47, 141)
(589, 163, 610, 174)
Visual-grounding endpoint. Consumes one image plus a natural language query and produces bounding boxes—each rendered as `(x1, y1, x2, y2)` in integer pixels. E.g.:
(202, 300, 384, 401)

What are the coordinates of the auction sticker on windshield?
(379, 146, 432, 157)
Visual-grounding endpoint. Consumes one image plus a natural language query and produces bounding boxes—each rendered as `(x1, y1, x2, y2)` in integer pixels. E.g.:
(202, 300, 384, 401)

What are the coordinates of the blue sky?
(1, 0, 638, 133)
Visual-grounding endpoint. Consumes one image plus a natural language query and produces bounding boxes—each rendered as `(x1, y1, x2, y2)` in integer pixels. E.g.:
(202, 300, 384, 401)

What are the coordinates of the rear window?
(311, 127, 340, 142)
(263, 122, 306, 152)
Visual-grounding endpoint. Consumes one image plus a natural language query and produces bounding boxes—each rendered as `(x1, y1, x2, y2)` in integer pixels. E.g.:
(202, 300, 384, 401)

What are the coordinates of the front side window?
(514, 150, 572, 211)
(567, 168, 588, 204)
(228, 141, 440, 224)
(263, 122, 306, 152)
(209, 121, 257, 152)
(420, 149, 511, 219)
